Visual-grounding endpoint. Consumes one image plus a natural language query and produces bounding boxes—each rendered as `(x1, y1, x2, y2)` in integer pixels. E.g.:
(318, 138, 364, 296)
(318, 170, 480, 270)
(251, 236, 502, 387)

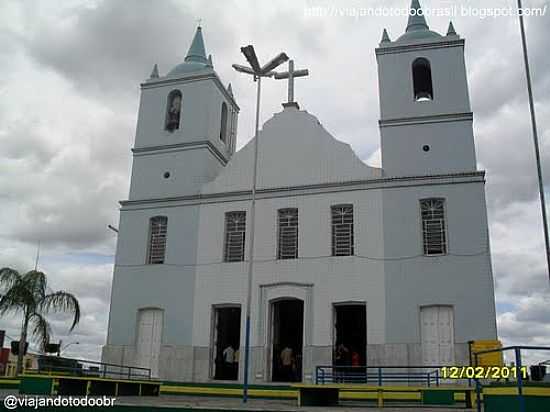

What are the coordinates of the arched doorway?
(270, 298, 304, 382)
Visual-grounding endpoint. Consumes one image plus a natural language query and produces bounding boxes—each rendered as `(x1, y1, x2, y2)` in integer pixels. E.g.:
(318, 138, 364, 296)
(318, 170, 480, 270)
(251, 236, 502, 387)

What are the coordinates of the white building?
(103, 1, 498, 383)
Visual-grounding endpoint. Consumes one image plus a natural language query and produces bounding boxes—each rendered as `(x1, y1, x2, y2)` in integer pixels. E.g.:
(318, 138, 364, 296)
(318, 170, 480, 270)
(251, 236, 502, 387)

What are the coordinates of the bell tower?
(129, 26, 239, 200)
(376, 0, 476, 177)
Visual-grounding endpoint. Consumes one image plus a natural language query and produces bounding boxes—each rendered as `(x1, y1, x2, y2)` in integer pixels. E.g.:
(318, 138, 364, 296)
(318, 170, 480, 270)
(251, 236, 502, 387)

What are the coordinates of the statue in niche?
(166, 92, 182, 131)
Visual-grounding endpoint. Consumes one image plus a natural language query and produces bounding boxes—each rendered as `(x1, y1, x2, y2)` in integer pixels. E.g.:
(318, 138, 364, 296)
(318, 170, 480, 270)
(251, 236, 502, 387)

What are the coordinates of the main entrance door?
(270, 299, 303, 382)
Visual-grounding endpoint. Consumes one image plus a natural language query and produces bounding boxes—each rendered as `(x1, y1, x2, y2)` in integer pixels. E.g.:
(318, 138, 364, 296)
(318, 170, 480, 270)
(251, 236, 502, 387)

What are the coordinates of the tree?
(0, 268, 80, 375)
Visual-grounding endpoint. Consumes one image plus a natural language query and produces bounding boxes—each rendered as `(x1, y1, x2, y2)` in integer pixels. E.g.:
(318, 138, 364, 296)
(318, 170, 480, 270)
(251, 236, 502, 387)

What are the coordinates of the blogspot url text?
(304, 5, 548, 19)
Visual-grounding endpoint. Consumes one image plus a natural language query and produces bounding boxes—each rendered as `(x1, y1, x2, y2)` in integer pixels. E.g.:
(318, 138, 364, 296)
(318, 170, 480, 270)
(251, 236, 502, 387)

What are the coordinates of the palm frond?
(40, 291, 81, 331)
(29, 312, 52, 352)
(0, 267, 21, 293)
(0, 285, 31, 316)
(22, 271, 47, 302)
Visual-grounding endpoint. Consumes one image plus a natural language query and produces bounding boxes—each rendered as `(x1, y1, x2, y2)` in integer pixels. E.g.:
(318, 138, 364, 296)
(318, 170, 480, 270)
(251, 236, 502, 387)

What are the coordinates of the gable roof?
(202, 106, 381, 194)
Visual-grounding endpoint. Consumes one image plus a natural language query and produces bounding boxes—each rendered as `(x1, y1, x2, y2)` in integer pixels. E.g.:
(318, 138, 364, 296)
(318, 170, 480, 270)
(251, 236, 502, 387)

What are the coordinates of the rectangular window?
(278, 208, 298, 259)
(148, 216, 168, 264)
(420, 198, 447, 255)
(224, 211, 246, 262)
(331, 205, 354, 256)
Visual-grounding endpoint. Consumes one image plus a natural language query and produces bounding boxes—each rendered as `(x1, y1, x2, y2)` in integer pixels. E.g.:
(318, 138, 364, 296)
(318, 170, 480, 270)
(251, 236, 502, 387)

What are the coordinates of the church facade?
(103, 2, 498, 383)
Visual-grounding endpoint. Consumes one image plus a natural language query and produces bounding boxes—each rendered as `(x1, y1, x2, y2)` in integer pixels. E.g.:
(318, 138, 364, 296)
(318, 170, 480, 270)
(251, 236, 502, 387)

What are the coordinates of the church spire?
(380, 28, 391, 43)
(184, 26, 208, 64)
(406, 0, 429, 32)
(150, 63, 159, 79)
(447, 21, 457, 36)
(167, 25, 212, 76)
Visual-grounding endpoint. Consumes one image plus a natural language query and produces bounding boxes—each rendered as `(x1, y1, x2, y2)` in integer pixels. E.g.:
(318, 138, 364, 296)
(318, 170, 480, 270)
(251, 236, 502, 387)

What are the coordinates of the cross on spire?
(274, 59, 309, 108)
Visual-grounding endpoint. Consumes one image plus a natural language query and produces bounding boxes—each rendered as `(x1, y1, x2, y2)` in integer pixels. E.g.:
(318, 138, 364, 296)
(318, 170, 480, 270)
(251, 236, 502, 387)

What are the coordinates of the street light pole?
(233, 46, 288, 403)
(242, 74, 261, 404)
(517, 0, 550, 283)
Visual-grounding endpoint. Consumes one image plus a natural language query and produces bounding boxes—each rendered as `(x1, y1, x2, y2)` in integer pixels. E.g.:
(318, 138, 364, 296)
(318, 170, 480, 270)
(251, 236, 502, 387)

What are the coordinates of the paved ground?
(117, 395, 475, 411)
(1, 390, 475, 411)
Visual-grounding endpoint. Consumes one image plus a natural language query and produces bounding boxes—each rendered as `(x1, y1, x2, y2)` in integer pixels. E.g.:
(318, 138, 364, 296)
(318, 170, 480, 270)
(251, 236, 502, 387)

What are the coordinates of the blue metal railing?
(315, 365, 442, 386)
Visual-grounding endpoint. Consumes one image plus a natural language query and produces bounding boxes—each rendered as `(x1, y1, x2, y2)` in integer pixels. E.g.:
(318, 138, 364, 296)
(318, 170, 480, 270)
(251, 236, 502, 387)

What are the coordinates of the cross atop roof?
(274, 60, 309, 108)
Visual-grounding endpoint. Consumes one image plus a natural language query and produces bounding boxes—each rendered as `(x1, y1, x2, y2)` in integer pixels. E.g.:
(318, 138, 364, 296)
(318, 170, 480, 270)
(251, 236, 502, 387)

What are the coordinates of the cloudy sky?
(0, 0, 549, 364)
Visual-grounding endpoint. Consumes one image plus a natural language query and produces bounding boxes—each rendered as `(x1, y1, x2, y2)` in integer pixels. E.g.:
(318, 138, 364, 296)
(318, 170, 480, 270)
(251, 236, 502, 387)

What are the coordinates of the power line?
(114, 248, 490, 268)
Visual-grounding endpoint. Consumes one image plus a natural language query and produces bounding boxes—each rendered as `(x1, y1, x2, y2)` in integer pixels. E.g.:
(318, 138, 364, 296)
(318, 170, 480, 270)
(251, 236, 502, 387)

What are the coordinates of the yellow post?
(52, 378, 59, 395)
(466, 389, 473, 408)
(377, 389, 384, 408)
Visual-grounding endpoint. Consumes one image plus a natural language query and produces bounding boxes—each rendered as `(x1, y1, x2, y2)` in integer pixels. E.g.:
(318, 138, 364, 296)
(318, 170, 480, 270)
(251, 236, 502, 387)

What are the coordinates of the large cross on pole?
(274, 60, 309, 107)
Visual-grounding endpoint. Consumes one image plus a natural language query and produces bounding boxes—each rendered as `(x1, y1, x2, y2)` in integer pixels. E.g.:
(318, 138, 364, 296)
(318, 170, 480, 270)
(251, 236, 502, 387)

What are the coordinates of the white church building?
(103, 1, 498, 383)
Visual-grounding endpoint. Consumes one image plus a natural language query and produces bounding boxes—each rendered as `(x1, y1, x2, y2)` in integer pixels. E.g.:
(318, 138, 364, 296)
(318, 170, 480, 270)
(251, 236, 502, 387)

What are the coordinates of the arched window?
(224, 211, 246, 262)
(220, 102, 228, 143)
(331, 205, 354, 256)
(165, 90, 182, 131)
(412, 58, 433, 101)
(420, 198, 447, 255)
(147, 216, 168, 264)
(278, 208, 298, 259)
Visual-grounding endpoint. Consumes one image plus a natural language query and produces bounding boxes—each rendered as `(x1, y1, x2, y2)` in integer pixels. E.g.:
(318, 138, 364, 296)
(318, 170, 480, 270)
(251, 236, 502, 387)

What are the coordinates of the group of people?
(215, 344, 239, 380)
(334, 343, 362, 367)
(218, 343, 362, 382)
(334, 343, 363, 382)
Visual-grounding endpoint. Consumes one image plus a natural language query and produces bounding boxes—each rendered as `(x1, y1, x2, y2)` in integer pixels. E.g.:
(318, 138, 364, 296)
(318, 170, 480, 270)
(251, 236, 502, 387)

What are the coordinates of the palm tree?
(0, 267, 80, 375)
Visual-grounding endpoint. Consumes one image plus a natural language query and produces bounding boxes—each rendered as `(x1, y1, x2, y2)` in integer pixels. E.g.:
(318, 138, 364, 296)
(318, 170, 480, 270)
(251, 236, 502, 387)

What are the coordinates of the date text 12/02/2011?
(440, 366, 528, 380)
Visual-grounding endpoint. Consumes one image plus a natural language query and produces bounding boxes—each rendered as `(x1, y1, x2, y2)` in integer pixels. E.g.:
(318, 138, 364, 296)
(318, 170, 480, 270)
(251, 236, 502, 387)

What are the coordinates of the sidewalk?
(118, 395, 474, 411)
(0, 390, 475, 411)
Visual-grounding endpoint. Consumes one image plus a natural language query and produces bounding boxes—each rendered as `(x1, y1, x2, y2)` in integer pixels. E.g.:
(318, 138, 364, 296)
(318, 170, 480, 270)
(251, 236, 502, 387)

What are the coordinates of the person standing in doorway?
(334, 343, 350, 382)
(222, 345, 235, 380)
(280, 345, 294, 381)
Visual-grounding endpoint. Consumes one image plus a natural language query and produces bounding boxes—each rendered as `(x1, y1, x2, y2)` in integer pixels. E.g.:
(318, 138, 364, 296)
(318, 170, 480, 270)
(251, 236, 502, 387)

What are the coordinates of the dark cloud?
(23, 0, 194, 95)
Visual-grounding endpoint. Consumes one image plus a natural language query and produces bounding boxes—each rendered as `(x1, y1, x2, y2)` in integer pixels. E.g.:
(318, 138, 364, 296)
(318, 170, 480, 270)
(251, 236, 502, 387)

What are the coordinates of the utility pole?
(517, 0, 550, 283)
